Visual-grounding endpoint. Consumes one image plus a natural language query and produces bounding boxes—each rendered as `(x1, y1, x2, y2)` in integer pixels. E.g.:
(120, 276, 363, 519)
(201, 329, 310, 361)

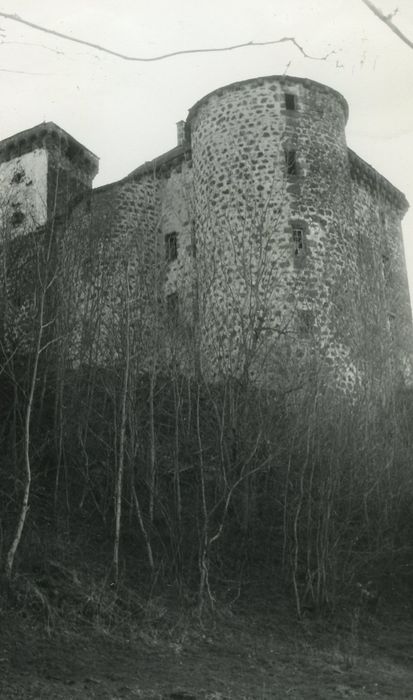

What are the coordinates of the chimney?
(176, 120, 185, 146)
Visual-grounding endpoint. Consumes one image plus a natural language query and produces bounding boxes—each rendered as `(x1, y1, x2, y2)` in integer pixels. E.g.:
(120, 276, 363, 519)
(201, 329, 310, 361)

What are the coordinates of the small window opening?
(285, 150, 297, 177)
(66, 144, 78, 162)
(382, 253, 391, 281)
(11, 210, 25, 226)
(165, 232, 178, 262)
(166, 292, 179, 317)
(298, 309, 314, 335)
(292, 228, 304, 256)
(11, 170, 24, 185)
(285, 93, 296, 110)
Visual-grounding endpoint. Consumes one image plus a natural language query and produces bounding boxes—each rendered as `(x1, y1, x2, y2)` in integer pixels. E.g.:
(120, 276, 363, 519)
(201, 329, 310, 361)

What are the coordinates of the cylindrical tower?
(186, 75, 361, 389)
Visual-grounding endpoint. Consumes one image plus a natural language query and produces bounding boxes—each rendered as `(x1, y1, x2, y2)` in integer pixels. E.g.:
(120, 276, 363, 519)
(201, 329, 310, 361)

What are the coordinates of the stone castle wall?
(0, 76, 412, 397)
(0, 150, 48, 237)
(186, 76, 363, 388)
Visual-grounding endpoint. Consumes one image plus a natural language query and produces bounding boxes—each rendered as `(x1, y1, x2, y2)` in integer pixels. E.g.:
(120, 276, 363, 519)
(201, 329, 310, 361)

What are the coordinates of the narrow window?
(285, 150, 297, 177)
(292, 228, 304, 256)
(285, 93, 296, 111)
(298, 309, 314, 335)
(382, 253, 391, 282)
(11, 210, 25, 226)
(165, 232, 178, 262)
(166, 291, 179, 317)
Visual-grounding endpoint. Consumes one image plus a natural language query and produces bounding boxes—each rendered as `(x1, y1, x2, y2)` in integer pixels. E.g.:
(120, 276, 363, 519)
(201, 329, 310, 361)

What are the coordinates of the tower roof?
(0, 121, 99, 177)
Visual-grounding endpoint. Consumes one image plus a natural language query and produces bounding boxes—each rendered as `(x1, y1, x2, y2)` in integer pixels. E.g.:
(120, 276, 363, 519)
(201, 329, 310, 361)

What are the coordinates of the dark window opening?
(298, 309, 314, 335)
(166, 292, 179, 317)
(165, 232, 178, 262)
(285, 150, 297, 177)
(382, 253, 391, 281)
(11, 170, 24, 185)
(66, 144, 79, 162)
(11, 210, 25, 226)
(292, 228, 304, 256)
(285, 93, 296, 110)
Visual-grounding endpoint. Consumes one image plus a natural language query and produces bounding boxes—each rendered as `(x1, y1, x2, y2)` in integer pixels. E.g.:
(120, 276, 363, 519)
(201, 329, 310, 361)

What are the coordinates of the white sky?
(0, 0, 412, 292)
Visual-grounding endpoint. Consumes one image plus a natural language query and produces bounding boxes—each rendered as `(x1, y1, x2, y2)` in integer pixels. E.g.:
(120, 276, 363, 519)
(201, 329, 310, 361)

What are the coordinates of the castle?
(0, 75, 412, 399)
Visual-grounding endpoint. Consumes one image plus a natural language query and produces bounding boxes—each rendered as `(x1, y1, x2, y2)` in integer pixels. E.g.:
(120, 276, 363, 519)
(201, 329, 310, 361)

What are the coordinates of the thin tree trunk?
(113, 262, 131, 583)
(148, 369, 156, 523)
(5, 294, 45, 579)
(131, 481, 154, 571)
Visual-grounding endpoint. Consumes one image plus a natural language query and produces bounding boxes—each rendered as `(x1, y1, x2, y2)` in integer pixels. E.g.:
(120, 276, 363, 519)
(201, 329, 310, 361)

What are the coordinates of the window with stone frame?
(292, 227, 305, 257)
(285, 149, 297, 177)
(165, 232, 178, 262)
(297, 309, 314, 336)
(285, 93, 296, 111)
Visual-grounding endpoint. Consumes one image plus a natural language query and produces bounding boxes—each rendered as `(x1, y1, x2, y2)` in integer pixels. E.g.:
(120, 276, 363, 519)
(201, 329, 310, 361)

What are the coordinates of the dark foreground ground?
(1, 600, 413, 700)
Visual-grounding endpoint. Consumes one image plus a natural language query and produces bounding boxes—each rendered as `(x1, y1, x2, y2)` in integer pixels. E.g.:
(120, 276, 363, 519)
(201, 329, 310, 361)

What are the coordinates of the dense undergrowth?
(1, 357, 413, 629)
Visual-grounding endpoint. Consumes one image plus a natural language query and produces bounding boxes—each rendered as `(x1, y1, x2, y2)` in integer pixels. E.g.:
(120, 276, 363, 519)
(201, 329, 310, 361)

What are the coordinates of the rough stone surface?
(0, 76, 412, 397)
(0, 149, 48, 236)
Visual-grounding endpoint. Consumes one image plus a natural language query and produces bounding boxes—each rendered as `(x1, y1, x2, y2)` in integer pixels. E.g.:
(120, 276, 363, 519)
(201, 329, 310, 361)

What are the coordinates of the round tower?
(186, 75, 361, 389)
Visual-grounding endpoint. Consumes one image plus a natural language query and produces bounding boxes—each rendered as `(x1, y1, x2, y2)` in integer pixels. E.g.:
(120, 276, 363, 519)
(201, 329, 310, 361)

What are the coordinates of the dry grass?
(1, 576, 413, 699)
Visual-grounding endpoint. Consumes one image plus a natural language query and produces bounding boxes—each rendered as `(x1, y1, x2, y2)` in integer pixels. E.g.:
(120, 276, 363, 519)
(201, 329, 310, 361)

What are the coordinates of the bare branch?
(0, 11, 334, 62)
(361, 0, 413, 49)
(1, 39, 65, 55)
(0, 67, 52, 75)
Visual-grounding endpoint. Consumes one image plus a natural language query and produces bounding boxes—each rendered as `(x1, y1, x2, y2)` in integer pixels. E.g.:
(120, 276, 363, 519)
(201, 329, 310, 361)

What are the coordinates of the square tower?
(0, 122, 98, 237)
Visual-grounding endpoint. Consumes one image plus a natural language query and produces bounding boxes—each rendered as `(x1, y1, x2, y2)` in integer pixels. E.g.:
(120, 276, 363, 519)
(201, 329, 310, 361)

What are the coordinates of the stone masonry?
(0, 75, 412, 398)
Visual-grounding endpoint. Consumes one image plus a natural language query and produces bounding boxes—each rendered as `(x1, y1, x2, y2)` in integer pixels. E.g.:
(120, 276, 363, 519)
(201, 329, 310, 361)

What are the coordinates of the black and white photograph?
(0, 2, 412, 697)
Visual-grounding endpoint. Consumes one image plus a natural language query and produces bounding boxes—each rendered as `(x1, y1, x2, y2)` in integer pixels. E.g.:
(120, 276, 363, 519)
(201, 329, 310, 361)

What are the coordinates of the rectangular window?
(382, 254, 391, 281)
(298, 309, 314, 335)
(292, 228, 304, 256)
(285, 150, 297, 177)
(165, 232, 178, 261)
(285, 93, 296, 110)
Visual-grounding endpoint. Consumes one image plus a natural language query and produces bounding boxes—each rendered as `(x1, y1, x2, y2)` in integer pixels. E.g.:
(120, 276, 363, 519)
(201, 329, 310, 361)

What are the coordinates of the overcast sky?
(0, 0, 412, 291)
